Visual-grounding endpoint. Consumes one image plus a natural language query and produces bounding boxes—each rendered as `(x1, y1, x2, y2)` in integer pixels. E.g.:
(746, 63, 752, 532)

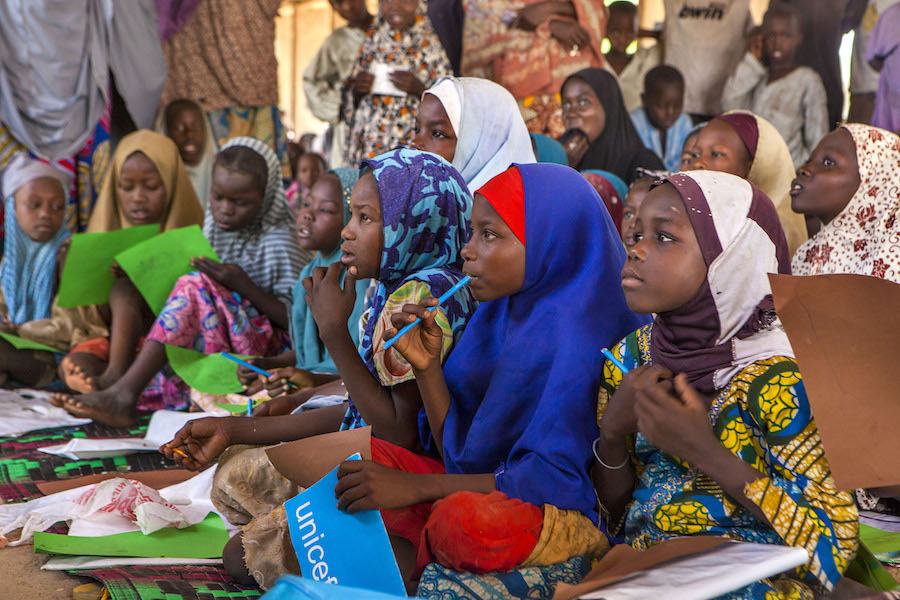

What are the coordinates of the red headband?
(476, 167, 526, 245)
(714, 113, 759, 159)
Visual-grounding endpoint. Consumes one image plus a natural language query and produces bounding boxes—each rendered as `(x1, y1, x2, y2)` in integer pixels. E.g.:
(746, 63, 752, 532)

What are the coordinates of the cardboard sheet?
(283, 455, 405, 596)
(166, 345, 246, 395)
(553, 538, 808, 600)
(36, 469, 196, 497)
(115, 225, 218, 314)
(769, 273, 900, 490)
(34, 512, 228, 558)
(267, 427, 372, 488)
(0, 332, 62, 353)
(56, 224, 159, 307)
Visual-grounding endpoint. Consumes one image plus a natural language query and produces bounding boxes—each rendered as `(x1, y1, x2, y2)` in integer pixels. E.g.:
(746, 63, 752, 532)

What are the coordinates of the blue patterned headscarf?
(1, 155, 72, 324)
(346, 149, 477, 426)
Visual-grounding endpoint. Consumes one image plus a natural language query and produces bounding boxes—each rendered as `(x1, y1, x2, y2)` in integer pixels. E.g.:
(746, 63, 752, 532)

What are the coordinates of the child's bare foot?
(60, 354, 106, 394)
(52, 387, 138, 427)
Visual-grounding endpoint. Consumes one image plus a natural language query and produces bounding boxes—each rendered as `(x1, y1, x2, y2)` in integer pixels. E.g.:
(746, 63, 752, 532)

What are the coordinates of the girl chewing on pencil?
(326, 164, 645, 591)
(159, 149, 476, 590)
(593, 171, 858, 599)
(54, 138, 305, 427)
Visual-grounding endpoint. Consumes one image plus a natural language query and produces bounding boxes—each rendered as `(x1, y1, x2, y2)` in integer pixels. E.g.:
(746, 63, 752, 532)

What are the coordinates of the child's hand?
(252, 388, 314, 417)
(353, 71, 374, 97)
(602, 365, 672, 441)
(191, 258, 252, 294)
(634, 373, 718, 464)
(302, 262, 358, 344)
(383, 298, 444, 372)
(236, 357, 270, 386)
(388, 70, 425, 98)
(335, 459, 423, 512)
(159, 417, 234, 471)
(56, 238, 71, 269)
(0, 317, 17, 335)
(563, 134, 590, 167)
(549, 20, 591, 50)
(512, 3, 556, 31)
(110, 261, 127, 279)
(263, 367, 316, 397)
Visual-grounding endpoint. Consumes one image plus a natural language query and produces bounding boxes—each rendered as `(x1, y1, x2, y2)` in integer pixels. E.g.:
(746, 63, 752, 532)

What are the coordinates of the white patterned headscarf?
(423, 76, 536, 193)
(791, 124, 900, 283)
(203, 137, 310, 303)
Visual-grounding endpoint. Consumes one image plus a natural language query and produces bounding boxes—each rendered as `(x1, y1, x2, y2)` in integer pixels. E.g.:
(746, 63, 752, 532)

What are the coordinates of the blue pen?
(384, 275, 471, 350)
(601, 348, 630, 374)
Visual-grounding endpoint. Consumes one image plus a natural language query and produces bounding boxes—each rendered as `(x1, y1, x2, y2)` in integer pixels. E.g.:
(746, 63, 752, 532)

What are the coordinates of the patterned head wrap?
(792, 124, 900, 283)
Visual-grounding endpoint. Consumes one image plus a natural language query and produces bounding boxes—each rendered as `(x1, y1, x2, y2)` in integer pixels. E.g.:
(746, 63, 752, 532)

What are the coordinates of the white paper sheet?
(577, 542, 808, 600)
(0, 389, 90, 437)
(861, 510, 900, 533)
(371, 63, 406, 97)
(42, 555, 223, 570)
(37, 410, 213, 460)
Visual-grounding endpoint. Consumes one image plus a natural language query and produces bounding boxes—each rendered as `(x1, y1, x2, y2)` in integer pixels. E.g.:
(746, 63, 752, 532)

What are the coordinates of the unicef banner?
(283, 453, 406, 596)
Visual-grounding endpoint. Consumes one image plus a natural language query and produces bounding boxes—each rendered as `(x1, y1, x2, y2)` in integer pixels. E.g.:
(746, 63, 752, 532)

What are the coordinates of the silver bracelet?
(593, 437, 629, 470)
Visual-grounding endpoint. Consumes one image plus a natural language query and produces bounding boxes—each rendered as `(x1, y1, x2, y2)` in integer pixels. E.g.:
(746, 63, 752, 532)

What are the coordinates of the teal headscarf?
(290, 168, 370, 373)
(530, 133, 569, 166)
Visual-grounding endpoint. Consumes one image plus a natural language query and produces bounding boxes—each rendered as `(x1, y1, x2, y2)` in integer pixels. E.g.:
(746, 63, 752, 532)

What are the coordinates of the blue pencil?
(384, 275, 471, 350)
(601, 348, 630, 374)
(221, 353, 297, 416)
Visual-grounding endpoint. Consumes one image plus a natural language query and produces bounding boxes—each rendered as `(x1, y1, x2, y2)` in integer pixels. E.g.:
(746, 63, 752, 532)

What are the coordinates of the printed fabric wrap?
(343, 149, 477, 429)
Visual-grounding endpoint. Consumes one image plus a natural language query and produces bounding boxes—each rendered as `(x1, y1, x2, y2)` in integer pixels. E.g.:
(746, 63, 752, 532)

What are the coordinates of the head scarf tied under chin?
(650, 171, 794, 393)
(441, 163, 648, 522)
(1, 155, 73, 323)
(424, 76, 536, 192)
(792, 124, 900, 283)
(87, 129, 203, 233)
(346, 149, 477, 422)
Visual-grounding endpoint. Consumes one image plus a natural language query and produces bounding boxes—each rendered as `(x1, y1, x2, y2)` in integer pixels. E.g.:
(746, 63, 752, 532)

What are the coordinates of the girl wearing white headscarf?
(416, 76, 536, 192)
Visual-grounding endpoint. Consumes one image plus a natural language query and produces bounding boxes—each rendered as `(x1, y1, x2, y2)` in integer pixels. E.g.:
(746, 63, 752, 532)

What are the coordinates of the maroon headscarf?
(714, 112, 759, 159)
(648, 171, 793, 393)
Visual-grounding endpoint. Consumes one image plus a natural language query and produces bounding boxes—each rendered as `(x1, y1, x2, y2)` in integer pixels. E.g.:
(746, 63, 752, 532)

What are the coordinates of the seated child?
(160, 150, 477, 589)
(302, 0, 374, 167)
(155, 98, 217, 208)
(679, 124, 703, 170)
(605, 0, 661, 112)
(594, 170, 858, 598)
(620, 172, 656, 247)
(0, 155, 72, 386)
(686, 111, 809, 256)
(414, 76, 536, 192)
(722, 3, 829, 168)
(341, 0, 452, 166)
(234, 168, 372, 416)
(55, 137, 306, 426)
(332, 163, 647, 589)
(285, 152, 326, 218)
(630, 65, 694, 172)
(792, 123, 900, 283)
(57, 130, 204, 395)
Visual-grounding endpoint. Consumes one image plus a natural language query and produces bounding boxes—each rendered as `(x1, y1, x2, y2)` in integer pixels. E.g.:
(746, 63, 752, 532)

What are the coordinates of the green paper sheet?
(115, 225, 219, 314)
(33, 513, 228, 558)
(165, 345, 246, 395)
(0, 332, 62, 353)
(860, 523, 900, 556)
(57, 224, 159, 308)
(215, 397, 267, 414)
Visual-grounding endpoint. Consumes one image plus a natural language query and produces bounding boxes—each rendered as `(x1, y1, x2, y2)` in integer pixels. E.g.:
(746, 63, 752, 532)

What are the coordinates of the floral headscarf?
(792, 124, 900, 283)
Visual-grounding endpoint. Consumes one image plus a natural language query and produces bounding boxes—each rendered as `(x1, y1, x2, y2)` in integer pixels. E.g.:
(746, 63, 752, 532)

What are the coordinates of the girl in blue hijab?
(0, 154, 72, 386)
(332, 163, 649, 583)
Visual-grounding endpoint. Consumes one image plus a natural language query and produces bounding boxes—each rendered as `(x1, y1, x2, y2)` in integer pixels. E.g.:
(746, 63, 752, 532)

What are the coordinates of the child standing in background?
(341, 0, 452, 166)
(285, 152, 326, 218)
(155, 98, 218, 209)
(605, 1, 661, 113)
(303, 0, 374, 167)
(630, 65, 694, 172)
(723, 4, 829, 167)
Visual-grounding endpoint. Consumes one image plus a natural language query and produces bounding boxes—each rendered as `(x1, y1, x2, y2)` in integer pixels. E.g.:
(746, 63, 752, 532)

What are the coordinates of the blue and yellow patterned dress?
(598, 325, 859, 599)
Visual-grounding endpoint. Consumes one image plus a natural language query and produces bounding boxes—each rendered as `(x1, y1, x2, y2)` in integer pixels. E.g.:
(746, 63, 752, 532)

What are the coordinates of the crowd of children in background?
(1, 0, 900, 598)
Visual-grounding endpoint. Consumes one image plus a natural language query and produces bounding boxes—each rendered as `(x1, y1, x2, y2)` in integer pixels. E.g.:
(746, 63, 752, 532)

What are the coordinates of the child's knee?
(222, 533, 255, 585)
(109, 277, 142, 306)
